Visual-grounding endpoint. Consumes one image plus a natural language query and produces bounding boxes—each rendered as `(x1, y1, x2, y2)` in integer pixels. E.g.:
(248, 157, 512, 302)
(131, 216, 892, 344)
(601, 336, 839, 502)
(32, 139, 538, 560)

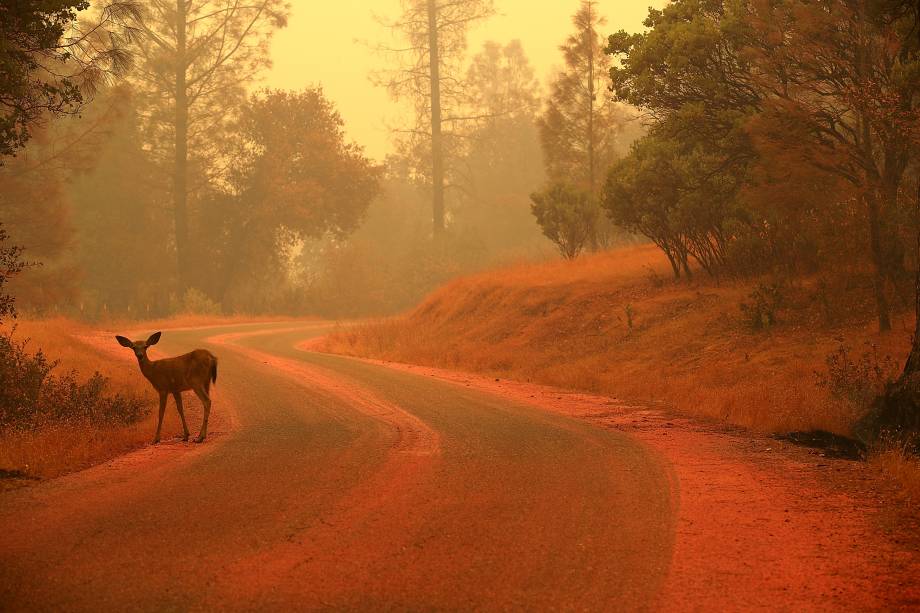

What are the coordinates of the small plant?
(740, 282, 784, 330)
(816, 343, 898, 412)
(644, 264, 664, 288)
(0, 332, 147, 431)
(624, 303, 635, 331)
(814, 279, 835, 327)
(177, 288, 222, 316)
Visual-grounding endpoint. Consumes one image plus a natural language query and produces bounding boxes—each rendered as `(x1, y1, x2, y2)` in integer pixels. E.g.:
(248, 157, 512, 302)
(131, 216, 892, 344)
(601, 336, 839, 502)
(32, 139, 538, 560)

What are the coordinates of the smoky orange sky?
(266, 1, 665, 161)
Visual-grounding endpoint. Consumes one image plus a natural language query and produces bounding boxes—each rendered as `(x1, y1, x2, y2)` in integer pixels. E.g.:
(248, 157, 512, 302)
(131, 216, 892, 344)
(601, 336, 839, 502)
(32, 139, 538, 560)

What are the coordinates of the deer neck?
(137, 355, 157, 381)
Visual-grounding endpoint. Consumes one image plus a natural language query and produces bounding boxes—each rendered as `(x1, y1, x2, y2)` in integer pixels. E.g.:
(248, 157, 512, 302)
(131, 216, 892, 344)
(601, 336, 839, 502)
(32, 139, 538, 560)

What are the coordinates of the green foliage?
(0, 0, 86, 156)
(604, 1, 759, 276)
(603, 131, 738, 277)
(0, 1, 138, 157)
(530, 183, 595, 260)
(538, 1, 635, 250)
(0, 333, 146, 431)
(608, 0, 758, 134)
(603, 0, 919, 292)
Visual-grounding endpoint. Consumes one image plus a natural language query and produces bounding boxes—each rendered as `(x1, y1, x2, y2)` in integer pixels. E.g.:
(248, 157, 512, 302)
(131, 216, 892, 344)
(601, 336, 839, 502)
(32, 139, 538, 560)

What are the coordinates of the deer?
(115, 332, 218, 444)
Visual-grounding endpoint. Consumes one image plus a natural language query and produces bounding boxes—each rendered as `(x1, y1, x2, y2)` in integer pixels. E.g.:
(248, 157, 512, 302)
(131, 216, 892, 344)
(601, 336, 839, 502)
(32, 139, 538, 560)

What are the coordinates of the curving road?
(0, 322, 678, 610)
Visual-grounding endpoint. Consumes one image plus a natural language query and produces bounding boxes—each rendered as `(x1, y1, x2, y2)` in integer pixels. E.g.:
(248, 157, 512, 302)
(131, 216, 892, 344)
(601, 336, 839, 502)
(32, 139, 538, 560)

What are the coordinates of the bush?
(530, 183, 596, 259)
(0, 332, 147, 431)
(816, 343, 898, 412)
(723, 231, 773, 276)
(174, 287, 222, 316)
(739, 282, 784, 330)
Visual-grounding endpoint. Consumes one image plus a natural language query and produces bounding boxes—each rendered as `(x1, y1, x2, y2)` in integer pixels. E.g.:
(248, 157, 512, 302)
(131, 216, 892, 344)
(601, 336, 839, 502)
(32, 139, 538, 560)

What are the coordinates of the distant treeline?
(8, 0, 920, 330)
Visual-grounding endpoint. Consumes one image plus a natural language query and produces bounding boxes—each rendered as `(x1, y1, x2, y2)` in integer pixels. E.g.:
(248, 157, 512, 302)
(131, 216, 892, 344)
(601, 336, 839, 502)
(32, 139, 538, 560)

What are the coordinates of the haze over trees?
(375, 0, 495, 239)
(532, 0, 636, 257)
(302, 38, 549, 316)
(0, 0, 138, 157)
(3, 0, 919, 408)
(131, 0, 289, 295)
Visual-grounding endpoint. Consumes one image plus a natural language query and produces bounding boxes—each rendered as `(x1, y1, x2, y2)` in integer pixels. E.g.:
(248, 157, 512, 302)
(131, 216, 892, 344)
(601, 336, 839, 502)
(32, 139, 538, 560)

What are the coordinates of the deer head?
(116, 331, 162, 361)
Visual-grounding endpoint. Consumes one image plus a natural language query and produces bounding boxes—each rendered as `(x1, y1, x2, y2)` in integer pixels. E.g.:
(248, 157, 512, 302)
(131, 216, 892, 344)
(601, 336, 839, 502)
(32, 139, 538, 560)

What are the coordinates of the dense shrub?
(530, 183, 596, 259)
(0, 333, 147, 431)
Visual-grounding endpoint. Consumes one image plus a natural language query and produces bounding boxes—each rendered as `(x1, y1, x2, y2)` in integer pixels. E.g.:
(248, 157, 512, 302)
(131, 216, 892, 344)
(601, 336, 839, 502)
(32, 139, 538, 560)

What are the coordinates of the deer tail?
(210, 356, 218, 386)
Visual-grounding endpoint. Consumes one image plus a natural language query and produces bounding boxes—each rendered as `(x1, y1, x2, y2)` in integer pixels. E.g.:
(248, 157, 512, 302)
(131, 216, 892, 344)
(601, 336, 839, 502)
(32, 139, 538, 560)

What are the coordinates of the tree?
(213, 88, 380, 310)
(132, 0, 288, 293)
(453, 41, 548, 256)
(375, 0, 494, 237)
(69, 89, 172, 318)
(0, 1, 138, 158)
(0, 225, 26, 323)
(745, 0, 920, 333)
(604, 130, 740, 278)
(606, 0, 852, 279)
(0, 161, 77, 311)
(530, 183, 595, 259)
(537, 1, 631, 249)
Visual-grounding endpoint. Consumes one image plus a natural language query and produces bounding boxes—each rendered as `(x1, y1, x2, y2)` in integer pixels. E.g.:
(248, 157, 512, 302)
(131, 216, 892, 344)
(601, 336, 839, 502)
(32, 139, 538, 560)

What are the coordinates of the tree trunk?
(662, 243, 680, 279)
(427, 0, 445, 238)
(859, 190, 920, 443)
(901, 180, 920, 378)
(866, 191, 893, 332)
(585, 1, 597, 251)
(174, 0, 190, 294)
(679, 246, 692, 279)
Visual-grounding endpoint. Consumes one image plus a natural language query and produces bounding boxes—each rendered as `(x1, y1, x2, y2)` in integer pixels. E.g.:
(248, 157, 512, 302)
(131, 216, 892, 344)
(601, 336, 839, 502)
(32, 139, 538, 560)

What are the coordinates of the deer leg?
(153, 391, 167, 444)
(173, 392, 190, 441)
(193, 386, 211, 443)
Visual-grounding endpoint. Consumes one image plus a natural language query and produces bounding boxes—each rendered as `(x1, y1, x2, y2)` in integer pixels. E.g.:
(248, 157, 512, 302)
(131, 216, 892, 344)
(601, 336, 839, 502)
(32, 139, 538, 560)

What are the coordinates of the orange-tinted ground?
(2, 322, 919, 610)
(319, 244, 910, 436)
(0, 317, 311, 480)
(339, 355, 920, 610)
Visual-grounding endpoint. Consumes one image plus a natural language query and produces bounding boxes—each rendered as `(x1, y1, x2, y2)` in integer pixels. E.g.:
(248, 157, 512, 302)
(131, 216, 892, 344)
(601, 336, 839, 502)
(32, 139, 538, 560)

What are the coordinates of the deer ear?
(146, 331, 162, 346)
(116, 336, 133, 348)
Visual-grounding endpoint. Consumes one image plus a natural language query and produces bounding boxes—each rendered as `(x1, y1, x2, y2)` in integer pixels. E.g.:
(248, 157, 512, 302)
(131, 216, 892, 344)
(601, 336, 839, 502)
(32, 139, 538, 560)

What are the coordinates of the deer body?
(116, 332, 218, 444)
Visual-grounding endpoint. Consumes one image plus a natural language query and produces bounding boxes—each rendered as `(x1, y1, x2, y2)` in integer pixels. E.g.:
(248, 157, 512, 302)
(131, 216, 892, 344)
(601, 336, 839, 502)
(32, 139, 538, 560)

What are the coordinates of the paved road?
(0, 322, 677, 611)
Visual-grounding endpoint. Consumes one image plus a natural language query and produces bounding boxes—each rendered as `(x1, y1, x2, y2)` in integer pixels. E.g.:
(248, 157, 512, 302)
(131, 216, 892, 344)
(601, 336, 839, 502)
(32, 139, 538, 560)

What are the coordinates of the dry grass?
(870, 445, 920, 506)
(0, 317, 210, 481)
(103, 313, 295, 333)
(320, 244, 912, 436)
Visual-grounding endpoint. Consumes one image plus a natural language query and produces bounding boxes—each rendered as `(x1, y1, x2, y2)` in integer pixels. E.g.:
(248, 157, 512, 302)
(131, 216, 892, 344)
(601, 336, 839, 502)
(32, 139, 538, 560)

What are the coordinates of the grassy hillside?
(320, 244, 910, 436)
